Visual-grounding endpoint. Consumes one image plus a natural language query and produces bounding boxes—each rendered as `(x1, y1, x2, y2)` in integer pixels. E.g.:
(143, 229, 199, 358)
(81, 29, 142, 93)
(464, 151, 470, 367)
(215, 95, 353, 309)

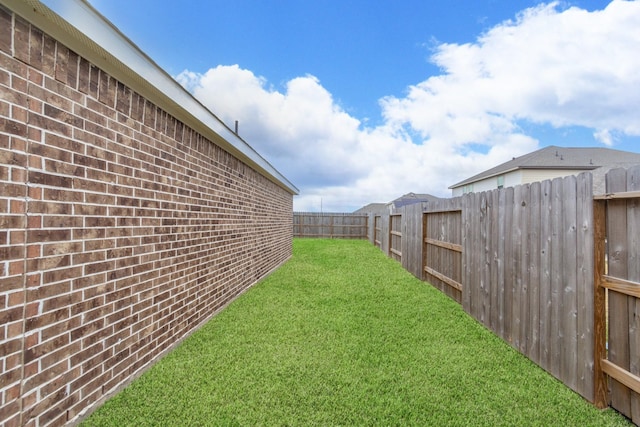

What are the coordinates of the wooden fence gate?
(594, 166, 640, 424)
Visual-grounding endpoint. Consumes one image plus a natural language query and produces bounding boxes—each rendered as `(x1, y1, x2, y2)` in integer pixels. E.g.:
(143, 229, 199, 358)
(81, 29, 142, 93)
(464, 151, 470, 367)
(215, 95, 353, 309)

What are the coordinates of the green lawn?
(83, 239, 630, 426)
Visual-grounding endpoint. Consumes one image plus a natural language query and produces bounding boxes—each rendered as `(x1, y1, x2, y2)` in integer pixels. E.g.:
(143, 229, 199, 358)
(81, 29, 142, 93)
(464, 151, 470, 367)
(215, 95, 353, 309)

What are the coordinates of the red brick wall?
(0, 6, 293, 426)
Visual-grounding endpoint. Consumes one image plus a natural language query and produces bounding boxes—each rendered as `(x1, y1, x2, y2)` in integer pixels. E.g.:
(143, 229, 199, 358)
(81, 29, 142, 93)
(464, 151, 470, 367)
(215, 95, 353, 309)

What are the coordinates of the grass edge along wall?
(0, 1, 296, 426)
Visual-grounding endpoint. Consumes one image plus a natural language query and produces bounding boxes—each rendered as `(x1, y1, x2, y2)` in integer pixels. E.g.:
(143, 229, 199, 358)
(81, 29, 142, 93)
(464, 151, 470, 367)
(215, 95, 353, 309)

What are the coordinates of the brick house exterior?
(0, 1, 297, 426)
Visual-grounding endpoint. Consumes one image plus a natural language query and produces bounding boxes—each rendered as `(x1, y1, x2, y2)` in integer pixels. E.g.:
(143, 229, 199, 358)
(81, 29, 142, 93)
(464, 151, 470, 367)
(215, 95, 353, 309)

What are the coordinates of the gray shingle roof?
(391, 193, 442, 208)
(450, 145, 640, 189)
(353, 203, 387, 214)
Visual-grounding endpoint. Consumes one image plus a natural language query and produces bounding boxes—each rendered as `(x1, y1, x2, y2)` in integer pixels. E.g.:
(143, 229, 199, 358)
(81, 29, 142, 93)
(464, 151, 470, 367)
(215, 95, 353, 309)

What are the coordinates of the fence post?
(593, 198, 608, 408)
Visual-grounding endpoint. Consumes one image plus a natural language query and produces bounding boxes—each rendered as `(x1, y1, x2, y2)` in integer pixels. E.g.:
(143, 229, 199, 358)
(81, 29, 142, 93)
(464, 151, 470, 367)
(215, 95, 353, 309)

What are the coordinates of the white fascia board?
(448, 167, 520, 190)
(3, 0, 299, 195)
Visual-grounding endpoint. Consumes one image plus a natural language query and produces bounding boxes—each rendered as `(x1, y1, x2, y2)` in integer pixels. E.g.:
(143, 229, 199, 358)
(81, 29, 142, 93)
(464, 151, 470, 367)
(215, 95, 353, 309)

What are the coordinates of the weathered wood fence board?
(402, 203, 425, 278)
(293, 212, 368, 238)
(369, 214, 378, 247)
(577, 173, 595, 398)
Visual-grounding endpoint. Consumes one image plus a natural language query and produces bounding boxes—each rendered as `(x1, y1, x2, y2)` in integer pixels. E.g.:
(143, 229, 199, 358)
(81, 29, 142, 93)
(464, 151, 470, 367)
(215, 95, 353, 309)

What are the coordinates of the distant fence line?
(297, 168, 640, 423)
(293, 212, 369, 239)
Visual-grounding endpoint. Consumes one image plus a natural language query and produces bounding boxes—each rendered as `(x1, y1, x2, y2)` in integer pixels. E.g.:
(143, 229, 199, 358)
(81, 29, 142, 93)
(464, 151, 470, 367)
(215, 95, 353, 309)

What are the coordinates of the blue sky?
(87, 0, 640, 211)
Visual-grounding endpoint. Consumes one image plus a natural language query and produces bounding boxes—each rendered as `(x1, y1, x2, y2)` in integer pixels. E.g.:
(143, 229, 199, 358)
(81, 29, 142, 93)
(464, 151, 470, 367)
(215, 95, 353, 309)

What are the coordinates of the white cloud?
(177, 66, 367, 190)
(176, 0, 640, 211)
(593, 129, 614, 146)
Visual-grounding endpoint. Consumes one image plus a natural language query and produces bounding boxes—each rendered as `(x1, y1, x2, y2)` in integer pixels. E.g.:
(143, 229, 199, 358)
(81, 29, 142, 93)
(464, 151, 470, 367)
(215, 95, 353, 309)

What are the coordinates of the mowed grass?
(83, 239, 630, 426)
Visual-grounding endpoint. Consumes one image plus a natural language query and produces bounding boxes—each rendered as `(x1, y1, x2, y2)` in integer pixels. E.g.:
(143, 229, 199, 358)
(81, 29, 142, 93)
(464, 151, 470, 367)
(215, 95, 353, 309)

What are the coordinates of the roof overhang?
(448, 166, 598, 189)
(2, 0, 299, 195)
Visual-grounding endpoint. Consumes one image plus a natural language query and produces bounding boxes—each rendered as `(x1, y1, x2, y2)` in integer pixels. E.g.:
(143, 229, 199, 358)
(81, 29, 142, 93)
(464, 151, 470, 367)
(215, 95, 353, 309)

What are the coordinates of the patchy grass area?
(83, 239, 629, 426)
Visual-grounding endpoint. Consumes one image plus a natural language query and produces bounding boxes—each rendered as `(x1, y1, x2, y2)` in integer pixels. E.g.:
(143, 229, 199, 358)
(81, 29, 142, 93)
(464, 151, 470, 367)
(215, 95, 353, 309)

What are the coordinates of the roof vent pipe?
(234, 120, 239, 135)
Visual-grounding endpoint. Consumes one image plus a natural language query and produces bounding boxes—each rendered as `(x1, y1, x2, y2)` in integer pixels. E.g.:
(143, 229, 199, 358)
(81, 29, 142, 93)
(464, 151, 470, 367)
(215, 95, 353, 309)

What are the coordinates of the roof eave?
(449, 166, 520, 189)
(449, 165, 599, 189)
(4, 0, 299, 195)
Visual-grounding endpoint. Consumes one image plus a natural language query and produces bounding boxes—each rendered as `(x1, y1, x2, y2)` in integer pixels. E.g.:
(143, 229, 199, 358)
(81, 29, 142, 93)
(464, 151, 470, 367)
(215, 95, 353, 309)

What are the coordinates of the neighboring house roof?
(11, 0, 298, 195)
(354, 193, 442, 214)
(353, 203, 387, 214)
(390, 193, 442, 209)
(450, 145, 640, 189)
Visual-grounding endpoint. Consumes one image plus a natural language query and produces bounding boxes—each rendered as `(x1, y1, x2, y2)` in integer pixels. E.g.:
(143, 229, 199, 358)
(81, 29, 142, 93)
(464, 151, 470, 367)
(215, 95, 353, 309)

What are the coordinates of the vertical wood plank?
(400, 207, 408, 270)
(480, 191, 490, 325)
(453, 207, 463, 303)
(503, 187, 514, 345)
(436, 212, 446, 297)
(427, 212, 435, 287)
(382, 213, 390, 256)
(413, 203, 424, 277)
(497, 188, 507, 338)
(528, 181, 541, 365)
(549, 177, 563, 379)
(490, 188, 500, 332)
(539, 179, 553, 373)
(562, 175, 578, 392)
(462, 194, 472, 311)
(444, 211, 452, 298)
(576, 173, 594, 401)
(413, 203, 425, 278)
(511, 185, 523, 350)
(519, 184, 531, 355)
(472, 192, 481, 319)
(422, 212, 428, 281)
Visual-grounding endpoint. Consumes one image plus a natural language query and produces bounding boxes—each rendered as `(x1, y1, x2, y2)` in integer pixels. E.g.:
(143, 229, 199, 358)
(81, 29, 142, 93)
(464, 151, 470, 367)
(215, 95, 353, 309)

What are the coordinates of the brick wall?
(0, 5, 294, 426)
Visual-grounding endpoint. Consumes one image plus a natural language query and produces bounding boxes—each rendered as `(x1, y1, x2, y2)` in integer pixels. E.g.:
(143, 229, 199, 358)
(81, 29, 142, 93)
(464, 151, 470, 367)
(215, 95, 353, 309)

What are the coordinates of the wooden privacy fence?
(594, 166, 640, 423)
(293, 212, 368, 238)
(461, 174, 595, 402)
(369, 168, 640, 422)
